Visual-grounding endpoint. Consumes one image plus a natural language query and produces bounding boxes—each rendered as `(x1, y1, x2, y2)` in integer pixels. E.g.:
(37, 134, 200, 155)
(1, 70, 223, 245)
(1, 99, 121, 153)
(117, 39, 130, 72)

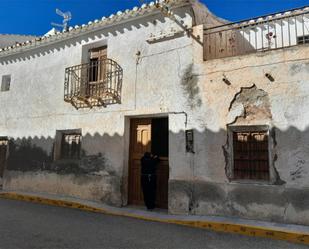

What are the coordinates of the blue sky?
(1, 0, 309, 36)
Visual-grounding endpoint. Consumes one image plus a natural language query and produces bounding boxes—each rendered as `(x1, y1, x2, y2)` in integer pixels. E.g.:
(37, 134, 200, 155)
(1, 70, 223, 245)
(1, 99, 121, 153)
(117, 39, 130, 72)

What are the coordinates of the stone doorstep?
(0, 190, 308, 245)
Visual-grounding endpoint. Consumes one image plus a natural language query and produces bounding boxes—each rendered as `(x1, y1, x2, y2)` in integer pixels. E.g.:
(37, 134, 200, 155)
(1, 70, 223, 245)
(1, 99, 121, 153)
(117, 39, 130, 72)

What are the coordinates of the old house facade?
(0, 0, 309, 226)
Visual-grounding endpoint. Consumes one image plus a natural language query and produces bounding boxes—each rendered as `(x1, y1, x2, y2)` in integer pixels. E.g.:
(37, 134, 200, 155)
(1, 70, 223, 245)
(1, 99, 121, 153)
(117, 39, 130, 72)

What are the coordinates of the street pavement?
(0, 198, 307, 249)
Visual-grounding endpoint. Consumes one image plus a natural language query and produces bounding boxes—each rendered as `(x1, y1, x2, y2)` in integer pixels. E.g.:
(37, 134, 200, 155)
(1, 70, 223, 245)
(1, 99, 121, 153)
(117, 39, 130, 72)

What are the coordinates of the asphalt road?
(0, 198, 307, 249)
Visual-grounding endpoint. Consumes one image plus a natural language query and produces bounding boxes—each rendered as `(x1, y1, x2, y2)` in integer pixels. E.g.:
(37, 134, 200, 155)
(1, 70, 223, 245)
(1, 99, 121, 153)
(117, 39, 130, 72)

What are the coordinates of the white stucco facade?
(0, 1, 200, 206)
(0, 0, 308, 226)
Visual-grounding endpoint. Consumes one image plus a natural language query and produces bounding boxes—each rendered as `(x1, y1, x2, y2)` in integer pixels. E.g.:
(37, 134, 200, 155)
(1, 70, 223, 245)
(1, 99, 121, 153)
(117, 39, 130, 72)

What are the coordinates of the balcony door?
(87, 46, 107, 97)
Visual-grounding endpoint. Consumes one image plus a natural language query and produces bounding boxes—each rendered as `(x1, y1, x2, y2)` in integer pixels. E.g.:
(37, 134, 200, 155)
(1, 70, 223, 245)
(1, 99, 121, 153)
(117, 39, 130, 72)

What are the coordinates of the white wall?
(0, 6, 196, 205)
(168, 25, 309, 225)
(1, 3, 309, 226)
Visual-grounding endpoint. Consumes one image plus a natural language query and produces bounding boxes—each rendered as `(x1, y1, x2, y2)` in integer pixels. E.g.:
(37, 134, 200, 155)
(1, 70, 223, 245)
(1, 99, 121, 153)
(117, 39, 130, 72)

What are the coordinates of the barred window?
(233, 130, 269, 181)
(54, 130, 81, 160)
(61, 133, 81, 159)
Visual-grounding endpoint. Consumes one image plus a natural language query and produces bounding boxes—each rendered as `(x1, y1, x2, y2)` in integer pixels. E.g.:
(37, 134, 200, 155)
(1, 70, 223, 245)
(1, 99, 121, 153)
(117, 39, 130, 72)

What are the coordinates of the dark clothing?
(141, 156, 159, 175)
(141, 174, 156, 210)
(141, 155, 159, 210)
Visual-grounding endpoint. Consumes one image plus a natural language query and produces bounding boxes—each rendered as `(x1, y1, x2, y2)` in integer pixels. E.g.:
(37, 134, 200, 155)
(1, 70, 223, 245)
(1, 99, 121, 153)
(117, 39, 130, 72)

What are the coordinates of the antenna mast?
(51, 8, 72, 32)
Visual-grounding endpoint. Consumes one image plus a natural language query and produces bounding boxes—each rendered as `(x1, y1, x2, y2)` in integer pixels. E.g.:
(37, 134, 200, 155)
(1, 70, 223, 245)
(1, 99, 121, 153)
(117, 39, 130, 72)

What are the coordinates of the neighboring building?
(0, 0, 308, 226)
(0, 34, 37, 48)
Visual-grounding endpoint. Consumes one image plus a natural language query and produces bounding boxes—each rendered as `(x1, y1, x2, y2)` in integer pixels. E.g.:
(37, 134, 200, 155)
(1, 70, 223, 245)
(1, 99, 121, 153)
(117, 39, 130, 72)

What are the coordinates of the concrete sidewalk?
(0, 190, 308, 245)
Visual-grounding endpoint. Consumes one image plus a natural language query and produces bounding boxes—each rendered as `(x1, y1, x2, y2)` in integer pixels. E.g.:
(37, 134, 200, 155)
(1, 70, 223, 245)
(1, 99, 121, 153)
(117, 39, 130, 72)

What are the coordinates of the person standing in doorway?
(141, 152, 159, 210)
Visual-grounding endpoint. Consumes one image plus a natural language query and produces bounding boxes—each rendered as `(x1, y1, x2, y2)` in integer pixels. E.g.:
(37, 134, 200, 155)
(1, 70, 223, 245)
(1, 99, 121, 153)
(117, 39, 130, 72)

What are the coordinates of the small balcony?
(64, 58, 123, 109)
(204, 8, 309, 60)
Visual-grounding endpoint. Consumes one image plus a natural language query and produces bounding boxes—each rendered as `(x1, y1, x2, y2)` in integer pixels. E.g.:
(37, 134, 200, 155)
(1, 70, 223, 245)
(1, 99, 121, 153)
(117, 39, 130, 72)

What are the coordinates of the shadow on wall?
(0, 8, 189, 65)
(1, 125, 309, 225)
(168, 126, 309, 226)
(3, 132, 123, 206)
(7, 133, 122, 176)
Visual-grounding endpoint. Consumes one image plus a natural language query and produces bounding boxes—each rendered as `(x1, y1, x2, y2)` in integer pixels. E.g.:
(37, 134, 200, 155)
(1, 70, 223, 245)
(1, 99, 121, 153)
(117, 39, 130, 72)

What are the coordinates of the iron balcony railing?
(204, 7, 309, 60)
(64, 58, 123, 109)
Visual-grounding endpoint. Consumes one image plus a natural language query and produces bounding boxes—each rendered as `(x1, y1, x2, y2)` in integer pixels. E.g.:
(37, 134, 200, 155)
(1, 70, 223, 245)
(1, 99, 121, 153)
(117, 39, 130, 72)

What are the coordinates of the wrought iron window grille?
(64, 58, 123, 109)
(232, 131, 270, 181)
(60, 133, 81, 160)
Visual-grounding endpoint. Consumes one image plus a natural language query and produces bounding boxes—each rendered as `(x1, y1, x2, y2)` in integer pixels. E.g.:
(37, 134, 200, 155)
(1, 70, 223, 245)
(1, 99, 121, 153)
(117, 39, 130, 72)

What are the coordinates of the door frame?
(0, 137, 8, 179)
(122, 114, 169, 208)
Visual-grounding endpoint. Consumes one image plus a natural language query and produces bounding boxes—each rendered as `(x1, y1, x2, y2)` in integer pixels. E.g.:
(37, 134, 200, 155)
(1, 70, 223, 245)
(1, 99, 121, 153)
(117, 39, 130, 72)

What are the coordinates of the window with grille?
(233, 130, 269, 181)
(61, 133, 81, 159)
(1, 75, 11, 92)
(54, 130, 82, 160)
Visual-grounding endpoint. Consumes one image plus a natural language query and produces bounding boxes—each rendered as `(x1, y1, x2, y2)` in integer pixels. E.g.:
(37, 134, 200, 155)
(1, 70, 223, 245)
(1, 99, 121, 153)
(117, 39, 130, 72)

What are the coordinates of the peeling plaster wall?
(5, 171, 121, 205)
(168, 28, 309, 225)
(0, 6, 196, 206)
(0, 3, 308, 226)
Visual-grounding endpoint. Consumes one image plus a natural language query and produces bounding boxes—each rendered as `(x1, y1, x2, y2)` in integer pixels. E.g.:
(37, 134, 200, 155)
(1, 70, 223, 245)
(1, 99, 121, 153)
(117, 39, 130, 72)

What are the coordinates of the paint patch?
(181, 64, 202, 109)
(228, 84, 272, 125)
(289, 150, 308, 182)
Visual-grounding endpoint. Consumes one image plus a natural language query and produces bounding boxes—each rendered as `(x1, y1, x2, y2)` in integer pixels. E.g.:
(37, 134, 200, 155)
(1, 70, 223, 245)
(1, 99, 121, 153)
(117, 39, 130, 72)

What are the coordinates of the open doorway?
(128, 117, 169, 209)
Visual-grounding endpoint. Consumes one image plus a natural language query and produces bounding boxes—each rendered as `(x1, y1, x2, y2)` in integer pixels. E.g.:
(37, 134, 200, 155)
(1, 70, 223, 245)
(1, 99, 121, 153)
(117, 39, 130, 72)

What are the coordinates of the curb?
(0, 192, 308, 245)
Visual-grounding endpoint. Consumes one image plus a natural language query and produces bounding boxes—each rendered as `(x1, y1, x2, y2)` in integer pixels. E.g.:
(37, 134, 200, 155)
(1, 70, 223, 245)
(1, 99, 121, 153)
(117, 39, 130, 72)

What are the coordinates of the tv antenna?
(51, 8, 72, 32)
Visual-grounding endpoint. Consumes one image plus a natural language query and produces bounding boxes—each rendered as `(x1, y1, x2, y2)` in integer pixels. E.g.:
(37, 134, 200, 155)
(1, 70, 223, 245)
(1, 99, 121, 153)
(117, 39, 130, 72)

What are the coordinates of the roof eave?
(0, 0, 192, 59)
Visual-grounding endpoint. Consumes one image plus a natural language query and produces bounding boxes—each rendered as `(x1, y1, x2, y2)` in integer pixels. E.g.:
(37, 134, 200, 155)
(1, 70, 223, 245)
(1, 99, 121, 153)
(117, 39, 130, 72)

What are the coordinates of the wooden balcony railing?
(204, 7, 309, 60)
(64, 58, 123, 109)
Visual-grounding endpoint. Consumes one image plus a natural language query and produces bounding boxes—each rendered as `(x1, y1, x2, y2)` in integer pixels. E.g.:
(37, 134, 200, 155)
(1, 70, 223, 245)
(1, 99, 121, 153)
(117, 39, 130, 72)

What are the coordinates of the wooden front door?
(0, 140, 8, 178)
(128, 118, 169, 209)
(155, 157, 169, 209)
(128, 119, 152, 206)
